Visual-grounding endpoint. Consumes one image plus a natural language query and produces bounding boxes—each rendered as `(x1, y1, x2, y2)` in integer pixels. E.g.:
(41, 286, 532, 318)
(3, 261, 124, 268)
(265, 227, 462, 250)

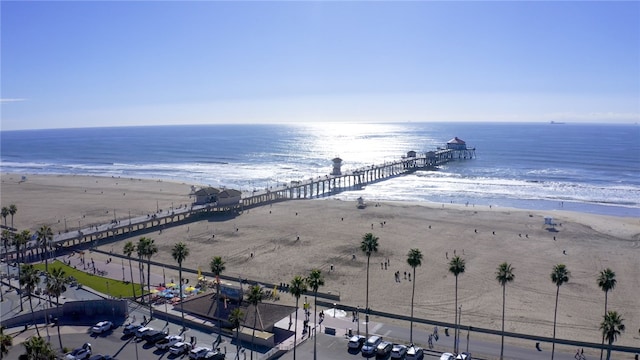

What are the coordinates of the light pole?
(457, 305, 462, 354)
(356, 306, 360, 335)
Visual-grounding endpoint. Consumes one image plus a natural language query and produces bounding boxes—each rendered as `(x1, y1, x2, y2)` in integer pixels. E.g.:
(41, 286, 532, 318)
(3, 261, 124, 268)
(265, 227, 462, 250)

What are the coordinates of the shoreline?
(1, 173, 639, 347)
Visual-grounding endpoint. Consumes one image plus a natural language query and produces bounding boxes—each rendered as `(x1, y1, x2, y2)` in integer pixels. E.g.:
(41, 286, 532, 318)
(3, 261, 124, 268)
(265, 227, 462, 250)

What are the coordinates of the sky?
(1, 1, 639, 130)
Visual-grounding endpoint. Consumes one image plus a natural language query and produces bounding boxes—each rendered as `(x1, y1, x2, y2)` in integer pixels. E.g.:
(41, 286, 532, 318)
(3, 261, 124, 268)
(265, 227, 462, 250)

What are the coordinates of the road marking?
(371, 323, 383, 334)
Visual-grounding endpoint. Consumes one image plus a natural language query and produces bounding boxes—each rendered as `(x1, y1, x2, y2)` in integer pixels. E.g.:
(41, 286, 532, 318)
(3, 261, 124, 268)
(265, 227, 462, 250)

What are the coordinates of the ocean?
(1, 122, 639, 217)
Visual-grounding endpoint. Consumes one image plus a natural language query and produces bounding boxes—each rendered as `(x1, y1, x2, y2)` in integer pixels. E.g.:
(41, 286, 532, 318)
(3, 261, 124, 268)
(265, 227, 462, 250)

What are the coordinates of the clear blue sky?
(1, 1, 638, 130)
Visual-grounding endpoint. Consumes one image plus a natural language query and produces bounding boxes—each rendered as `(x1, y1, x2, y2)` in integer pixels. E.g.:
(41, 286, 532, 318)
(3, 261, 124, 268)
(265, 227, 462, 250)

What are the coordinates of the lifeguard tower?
(331, 157, 343, 175)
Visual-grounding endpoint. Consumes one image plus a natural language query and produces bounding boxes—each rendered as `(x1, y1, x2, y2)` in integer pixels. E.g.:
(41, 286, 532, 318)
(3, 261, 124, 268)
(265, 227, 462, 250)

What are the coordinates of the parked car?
(390, 344, 407, 359)
(156, 335, 183, 350)
(189, 346, 213, 359)
(455, 353, 471, 360)
(122, 324, 141, 336)
(405, 346, 424, 360)
(348, 335, 366, 350)
(91, 321, 114, 334)
(134, 326, 153, 339)
(64, 342, 92, 360)
(144, 330, 168, 343)
(88, 355, 113, 360)
(203, 350, 225, 360)
(169, 342, 193, 355)
(439, 353, 455, 360)
(361, 336, 383, 356)
(376, 341, 393, 357)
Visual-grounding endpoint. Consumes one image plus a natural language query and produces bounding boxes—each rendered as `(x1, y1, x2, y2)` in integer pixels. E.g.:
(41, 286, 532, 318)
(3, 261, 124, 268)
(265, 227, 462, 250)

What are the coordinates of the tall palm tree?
(19, 264, 40, 337)
(495, 262, 515, 360)
(36, 225, 54, 341)
(22, 335, 56, 360)
(406, 248, 423, 344)
(8, 205, 17, 229)
(137, 237, 157, 318)
(171, 242, 190, 331)
(246, 285, 263, 360)
(0, 326, 12, 359)
(1, 207, 8, 228)
(448, 255, 466, 354)
(306, 269, 324, 360)
(228, 308, 244, 360)
(210, 256, 226, 343)
(600, 310, 624, 360)
(550, 264, 570, 360)
(360, 232, 379, 339)
(1, 230, 13, 298)
(289, 275, 307, 360)
(13, 230, 30, 312)
(597, 268, 616, 360)
(123, 241, 137, 300)
(46, 266, 69, 351)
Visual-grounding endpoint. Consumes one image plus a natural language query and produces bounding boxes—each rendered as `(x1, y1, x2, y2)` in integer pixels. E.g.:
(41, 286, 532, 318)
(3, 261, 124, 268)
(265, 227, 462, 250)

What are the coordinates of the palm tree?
(406, 248, 423, 344)
(36, 225, 53, 266)
(1, 230, 13, 297)
(600, 310, 624, 360)
(1, 207, 8, 227)
(137, 237, 157, 318)
(22, 335, 56, 360)
(210, 256, 226, 343)
(8, 205, 17, 229)
(0, 326, 12, 359)
(46, 266, 69, 351)
(597, 268, 616, 360)
(360, 232, 379, 339)
(289, 275, 307, 360)
(228, 308, 244, 360)
(495, 262, 515, 360)
(550, 264, 570, 360)
(306, 269, 324, 360)
(13, 230, 30, 312)
(171, 242, 190, 331)
(19, 264, 40, 337)
(448, 255, 466, 354)
(123, 241, 137, 300)
(246, 285, 263, 360)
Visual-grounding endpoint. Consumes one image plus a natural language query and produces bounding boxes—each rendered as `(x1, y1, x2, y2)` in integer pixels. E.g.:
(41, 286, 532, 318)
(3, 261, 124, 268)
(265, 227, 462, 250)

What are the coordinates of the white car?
(455, 352, 472, 360)
(361, 336, 382, 356)
(390, 344, 407, 359)
(156, 335, 183, 350)
(406, 346, 424, 360)
(64, 342, 92, 360)
(91, 321, 113, 334)
(439, 353, 455, 360)
(189, 346, 213, 359)
(348, 335, 366, 350)
(134, 326, 153, 339)
(170, 342, 193, 355)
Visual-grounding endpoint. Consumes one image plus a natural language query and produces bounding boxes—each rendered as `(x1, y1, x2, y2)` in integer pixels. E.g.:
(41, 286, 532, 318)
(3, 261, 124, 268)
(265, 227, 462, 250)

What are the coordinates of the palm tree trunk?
(551, 285, 559, 360)
(235, 327, 240, 360)
(600, 292, 608, 360)
(17, 250, 23, 312)
(365, 254, 370, 339)
(500, 284, 506, 360)
(410, 267, 416, 344)
(313, 290, 318, 360)
(454, 276, 458, 354)
(251, 307, 257, 360)
(217, 282, 222, 343)
(128, 258, 136, 300)
(293, 298, 299, 360)
(179, 263, 185, 330)
(28, 294, 40, 337)
(147, 258, 152, 319)
(606, 340, 612, 360)
(56, 294, 63, 350)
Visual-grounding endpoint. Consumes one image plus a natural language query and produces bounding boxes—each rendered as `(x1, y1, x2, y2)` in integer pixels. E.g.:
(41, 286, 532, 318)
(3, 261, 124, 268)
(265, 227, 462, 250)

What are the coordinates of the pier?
(16, 138, 474, 251)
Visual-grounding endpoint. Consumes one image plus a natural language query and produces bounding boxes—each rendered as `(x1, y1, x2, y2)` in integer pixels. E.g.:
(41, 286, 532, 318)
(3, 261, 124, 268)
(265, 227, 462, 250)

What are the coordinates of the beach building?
(217, 189, 242, 207)
(194, 187, 220, 205)
(445, 137, 476, 159)
(331, 157, 343, 176)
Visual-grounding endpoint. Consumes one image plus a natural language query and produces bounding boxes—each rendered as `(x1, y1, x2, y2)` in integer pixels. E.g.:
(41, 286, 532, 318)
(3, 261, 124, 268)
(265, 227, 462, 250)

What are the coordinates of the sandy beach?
(1, 173, 639, 347)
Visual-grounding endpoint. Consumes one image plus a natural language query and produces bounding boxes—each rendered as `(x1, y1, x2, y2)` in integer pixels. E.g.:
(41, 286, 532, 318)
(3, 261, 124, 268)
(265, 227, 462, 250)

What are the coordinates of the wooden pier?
(38, 139, 474, 250)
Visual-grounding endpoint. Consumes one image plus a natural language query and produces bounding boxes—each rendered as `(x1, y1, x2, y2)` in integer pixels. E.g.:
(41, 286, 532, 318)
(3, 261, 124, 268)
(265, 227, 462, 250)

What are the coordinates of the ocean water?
(1, 122, 639, 217)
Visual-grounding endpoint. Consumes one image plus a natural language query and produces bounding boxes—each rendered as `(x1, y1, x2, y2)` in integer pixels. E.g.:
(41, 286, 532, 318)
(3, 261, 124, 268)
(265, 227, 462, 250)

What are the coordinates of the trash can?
(348, 329, 353, 337)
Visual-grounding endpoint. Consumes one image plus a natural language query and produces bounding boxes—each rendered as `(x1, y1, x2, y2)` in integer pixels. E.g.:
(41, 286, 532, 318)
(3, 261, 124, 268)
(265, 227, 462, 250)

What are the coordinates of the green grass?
(34, 260, 146, 299)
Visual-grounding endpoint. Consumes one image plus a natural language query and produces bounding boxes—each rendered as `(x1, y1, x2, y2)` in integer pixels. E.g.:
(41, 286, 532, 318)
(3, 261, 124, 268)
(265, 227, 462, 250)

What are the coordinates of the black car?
(203, 351, 225, 360)
(143, 330, 168, 343)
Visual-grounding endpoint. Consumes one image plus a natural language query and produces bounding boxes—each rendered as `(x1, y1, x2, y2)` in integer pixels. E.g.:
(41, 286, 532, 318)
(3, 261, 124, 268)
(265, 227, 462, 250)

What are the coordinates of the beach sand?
(2, 173, 639, 347)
